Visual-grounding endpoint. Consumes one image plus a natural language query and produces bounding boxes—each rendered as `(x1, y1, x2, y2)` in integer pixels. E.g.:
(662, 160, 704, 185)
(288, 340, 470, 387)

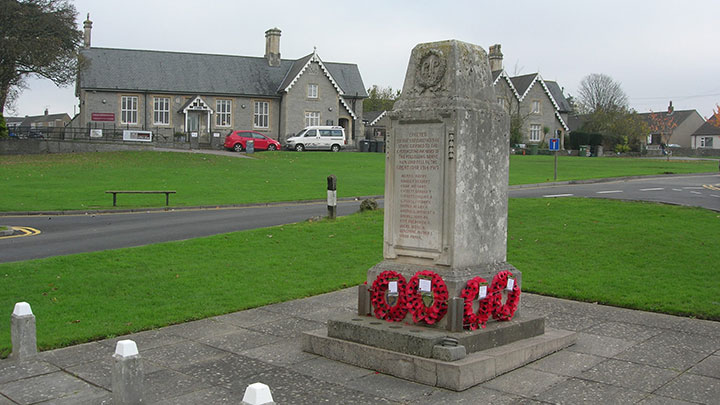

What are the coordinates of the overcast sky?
(9, 0, 720, 119)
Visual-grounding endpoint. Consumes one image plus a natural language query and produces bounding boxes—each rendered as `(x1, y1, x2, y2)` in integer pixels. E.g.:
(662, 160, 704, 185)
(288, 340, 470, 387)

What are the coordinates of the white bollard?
(10, 302, 37, 361)
(112, 340, 144, 404)
(242, 382, 275, 405)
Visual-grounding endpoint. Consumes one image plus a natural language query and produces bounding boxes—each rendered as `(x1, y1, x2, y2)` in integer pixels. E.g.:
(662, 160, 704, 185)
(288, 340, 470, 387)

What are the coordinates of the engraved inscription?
(394, 127, 443, 251)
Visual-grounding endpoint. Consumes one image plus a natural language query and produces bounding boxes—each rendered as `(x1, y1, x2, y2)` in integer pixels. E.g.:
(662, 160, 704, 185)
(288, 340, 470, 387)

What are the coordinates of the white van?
(285, 126, 346, 152)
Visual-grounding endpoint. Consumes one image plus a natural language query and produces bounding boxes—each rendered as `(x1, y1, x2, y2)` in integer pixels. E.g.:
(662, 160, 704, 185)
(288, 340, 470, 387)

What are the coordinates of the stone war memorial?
(303, 40, 576, 391)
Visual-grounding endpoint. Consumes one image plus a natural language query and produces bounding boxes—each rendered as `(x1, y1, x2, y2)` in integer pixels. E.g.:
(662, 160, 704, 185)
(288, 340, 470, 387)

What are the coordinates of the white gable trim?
(493, 70, 521, 102)
(555, 111, 569, 131)
(368, 111, 387, 126)
(282, 50, 357, 119)
(182, 95, 214, 113)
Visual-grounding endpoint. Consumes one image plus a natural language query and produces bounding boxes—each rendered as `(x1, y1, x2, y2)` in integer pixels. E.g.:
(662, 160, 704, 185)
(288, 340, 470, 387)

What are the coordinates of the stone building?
(75, 16, 367, 146)
(636, 102, 705, 149)
(488, 45, 571, 148)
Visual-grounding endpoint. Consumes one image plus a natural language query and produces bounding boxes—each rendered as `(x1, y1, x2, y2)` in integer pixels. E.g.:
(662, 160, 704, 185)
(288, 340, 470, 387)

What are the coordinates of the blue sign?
(549, 138, 560, 151)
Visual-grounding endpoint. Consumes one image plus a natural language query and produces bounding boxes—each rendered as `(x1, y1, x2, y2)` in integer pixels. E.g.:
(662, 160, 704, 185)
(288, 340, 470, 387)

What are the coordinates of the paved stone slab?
(613, 341, 708, 371)
(582, 321, 664, 342)
(536, 377, 647, 404)
(241, 337, 318, 366)
(0, 359, 59, 384)
(526, 350, 604, 377)
(408, 385, 519, 404)
(162, 318, 244, 340)
(153, 386, 237, 404)
(344, 372, 435, 403)
(542, 311, 601, 332)
(636, 394, 701, 405)
(199, 328, 283, 354)
(296, 306, 358, 324)
(38, 341, 108, 368)
(0, 371, 104, 404)
(642, 330, 720, 354)
(481, 367, 567, 397)
(142, 341, 229, 370)
(98, 328, 188, 352)
(245, 316, 325, 338)
(176, 354, 279, 392)
(567, 332, 636, 358)
(288, 357, 375, 383)
(579, 358, 680, 392)
(688, 354, 720, 379)
(212, 308, 287, 327)
(680, 318, 720, 338)
(144, 368, 212, 403)
(655, 372, 720, 404)
(0, 395, 15, 405)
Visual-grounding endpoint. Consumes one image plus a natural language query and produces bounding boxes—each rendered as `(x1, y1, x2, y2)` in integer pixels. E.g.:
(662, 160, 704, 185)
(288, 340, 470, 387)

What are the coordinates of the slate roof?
(692, 120, 720, 136)
(79, 48, 367, 98)
(508, 73, 538, 98)
(544, 81, 571, 113)
(636, 110, 698, 128)
(363, 110, 387, 126)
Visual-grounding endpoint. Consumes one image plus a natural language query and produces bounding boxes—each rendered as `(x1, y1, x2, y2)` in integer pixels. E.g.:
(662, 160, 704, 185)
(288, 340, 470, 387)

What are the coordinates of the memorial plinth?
(303, 39, 575, 390)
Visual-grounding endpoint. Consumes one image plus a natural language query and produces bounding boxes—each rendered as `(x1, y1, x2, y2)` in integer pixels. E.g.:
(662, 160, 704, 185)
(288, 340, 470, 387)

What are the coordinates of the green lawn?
(0, 151, 716, 211)
(1, 199, 719, 357)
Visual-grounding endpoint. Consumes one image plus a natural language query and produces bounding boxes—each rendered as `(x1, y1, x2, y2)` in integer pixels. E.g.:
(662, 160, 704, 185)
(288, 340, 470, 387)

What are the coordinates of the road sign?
(549, 138, 560, 151)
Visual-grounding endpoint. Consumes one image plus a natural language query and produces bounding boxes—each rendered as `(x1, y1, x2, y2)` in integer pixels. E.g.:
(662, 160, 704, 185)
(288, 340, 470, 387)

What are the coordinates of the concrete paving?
(1, 288, 718, 404)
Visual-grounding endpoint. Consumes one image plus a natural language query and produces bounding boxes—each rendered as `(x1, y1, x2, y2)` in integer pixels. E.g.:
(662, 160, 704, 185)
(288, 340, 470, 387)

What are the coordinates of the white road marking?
(690, 191, 702, 195)
(596, 190, 623, 194)
(543, 194, 574, 198)
(639, 188, 664, 191)
(683, 187, 704, 190)
(711, 195, 720, 198)
(672, 188, 683, 191)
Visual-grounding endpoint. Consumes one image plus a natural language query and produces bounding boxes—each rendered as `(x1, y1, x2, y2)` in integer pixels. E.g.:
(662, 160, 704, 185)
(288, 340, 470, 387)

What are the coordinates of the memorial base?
(303, 315, 575, 391)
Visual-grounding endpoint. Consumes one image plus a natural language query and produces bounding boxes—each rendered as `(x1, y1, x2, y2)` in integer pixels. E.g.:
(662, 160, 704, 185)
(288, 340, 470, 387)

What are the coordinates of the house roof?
(363, 110, 387, 126)
(18, 113, 71, 126)
(691, 120, 720, 137)
(635, 109, 699, 128)
(544, 81, 571, 113)
(509, 73, 538, 99)
(79, 47, 367, 99)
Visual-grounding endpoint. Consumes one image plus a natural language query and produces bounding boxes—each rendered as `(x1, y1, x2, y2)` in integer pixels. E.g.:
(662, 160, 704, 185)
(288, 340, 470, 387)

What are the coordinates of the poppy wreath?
(489, 270, 521, 322)
(459, 276, 498, 330)
(406, 270, 449, 325)
(370, 271, 408, 322)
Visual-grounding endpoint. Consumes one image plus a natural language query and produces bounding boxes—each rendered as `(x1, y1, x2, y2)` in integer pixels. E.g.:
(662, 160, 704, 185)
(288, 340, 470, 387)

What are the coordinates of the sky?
(8, 0, 720, 119)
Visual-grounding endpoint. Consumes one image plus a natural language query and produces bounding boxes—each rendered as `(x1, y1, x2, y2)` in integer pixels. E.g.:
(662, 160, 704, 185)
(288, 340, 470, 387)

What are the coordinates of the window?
(497, 98, 505, 109)
(121, 96, 138, 124)
(700, 137, 714, 148)
(153, 97, 170, 125)
(531, 100, 540, 114)
(254, 101, 269, 128)
(529, 124, 541, 142)
(308, 84, 318, 99)
(216, 99, 231, 127)
(305, 111, 320, 127)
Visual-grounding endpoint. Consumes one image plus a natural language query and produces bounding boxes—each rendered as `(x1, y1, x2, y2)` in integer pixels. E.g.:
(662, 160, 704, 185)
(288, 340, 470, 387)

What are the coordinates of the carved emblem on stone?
(416, 49, 446, 92)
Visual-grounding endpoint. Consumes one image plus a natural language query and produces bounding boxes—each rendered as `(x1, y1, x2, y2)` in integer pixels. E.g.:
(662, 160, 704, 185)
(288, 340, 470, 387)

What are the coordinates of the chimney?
(83, 13, 92, 48)
(488, 44, 503, 72)
(265, 28, 281, 67)
(667, 100, 674, 115)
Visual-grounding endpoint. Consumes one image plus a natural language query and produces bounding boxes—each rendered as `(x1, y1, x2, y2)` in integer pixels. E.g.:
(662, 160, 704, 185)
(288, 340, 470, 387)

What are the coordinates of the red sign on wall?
(91, 113, 115, 122)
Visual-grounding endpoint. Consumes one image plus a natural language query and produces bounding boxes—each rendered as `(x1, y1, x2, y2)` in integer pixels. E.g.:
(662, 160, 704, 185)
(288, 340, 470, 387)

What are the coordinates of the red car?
(224, 131, 281, 152)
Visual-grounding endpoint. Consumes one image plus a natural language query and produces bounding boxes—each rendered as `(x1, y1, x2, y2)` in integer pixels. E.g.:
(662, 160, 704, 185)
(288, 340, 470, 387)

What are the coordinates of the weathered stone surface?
(10, 313, 37, 361)
(580, 358, 680, 392)
(303, 327, 575, 391)
(537, 378, 647, 404)
(112, 351, 144, 404)
(326, 313, 544, 359)
(0, 371, 103, 404)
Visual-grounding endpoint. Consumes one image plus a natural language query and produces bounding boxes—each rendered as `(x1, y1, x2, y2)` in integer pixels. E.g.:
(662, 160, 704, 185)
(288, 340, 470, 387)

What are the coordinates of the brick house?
(76, 16, 367, 146)
(488, 45, 571, 148)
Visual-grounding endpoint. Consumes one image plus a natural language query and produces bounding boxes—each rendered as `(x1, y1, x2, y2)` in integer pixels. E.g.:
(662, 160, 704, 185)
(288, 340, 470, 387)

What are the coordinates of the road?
(509, 173, 720, 211)
(0, 200, 373, 264)
(1, 173, 718, 263)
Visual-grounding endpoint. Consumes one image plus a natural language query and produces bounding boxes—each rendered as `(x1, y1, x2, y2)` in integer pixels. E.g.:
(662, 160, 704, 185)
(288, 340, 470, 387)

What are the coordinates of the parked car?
(27, 130, 45, 139)
(224, 131, 281, 152)
(284, 126, 346, 152)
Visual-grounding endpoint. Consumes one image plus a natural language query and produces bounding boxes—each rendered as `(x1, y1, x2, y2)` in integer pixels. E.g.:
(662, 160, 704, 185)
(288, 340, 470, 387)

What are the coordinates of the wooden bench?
(105, 190, 176, 207)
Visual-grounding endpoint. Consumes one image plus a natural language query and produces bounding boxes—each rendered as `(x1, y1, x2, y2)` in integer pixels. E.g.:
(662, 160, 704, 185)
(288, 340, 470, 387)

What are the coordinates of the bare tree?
(576, 73, 628, 114)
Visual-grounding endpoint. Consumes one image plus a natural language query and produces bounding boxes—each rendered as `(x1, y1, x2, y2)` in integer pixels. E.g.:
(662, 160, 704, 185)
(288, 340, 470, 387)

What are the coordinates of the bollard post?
(242, 382, 275, 405)
(10, 302, 37, 361)
(446, 297, 464, 332)
(327, 175, 337, 219)
(112, 340, 144, 405)
(358, 284, 371, 316)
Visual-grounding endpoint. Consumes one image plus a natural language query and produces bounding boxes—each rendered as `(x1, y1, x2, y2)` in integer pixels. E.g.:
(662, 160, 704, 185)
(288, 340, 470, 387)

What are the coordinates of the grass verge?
(1, 199, 719, 357)
(1, 151, 717, 211)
